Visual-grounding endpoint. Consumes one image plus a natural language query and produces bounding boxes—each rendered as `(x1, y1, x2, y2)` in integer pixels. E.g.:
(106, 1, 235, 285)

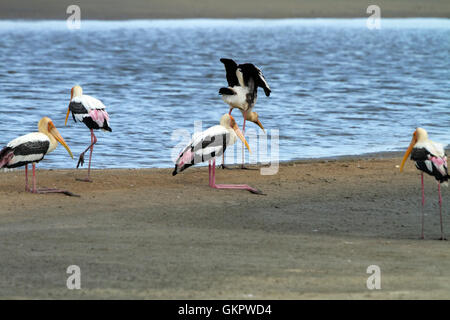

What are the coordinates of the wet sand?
(0, 156, 449, 299)
(0, 0, 449, 19)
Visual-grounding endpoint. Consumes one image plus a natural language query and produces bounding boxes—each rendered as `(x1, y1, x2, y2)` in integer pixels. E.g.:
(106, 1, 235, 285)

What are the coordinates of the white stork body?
(411, 138, 448, 185)
(0, 132, 56, 168)
(400, 127, 449, 239)
(219, 58, 271, 117)
(173, 115, 242, 175)
(68, 94, 111, 132)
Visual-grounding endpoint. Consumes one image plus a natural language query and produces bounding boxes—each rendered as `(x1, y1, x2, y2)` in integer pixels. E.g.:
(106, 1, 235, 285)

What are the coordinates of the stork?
(173, 114, 262, 194)
(400, 127, 449, 240)
(219, 58, 270, 169)
(65, 85, 111, 182)
(0, 117, 75, 195)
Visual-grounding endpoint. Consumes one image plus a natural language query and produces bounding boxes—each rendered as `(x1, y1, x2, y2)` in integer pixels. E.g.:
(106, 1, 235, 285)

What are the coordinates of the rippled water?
(0, 19, 449, 169)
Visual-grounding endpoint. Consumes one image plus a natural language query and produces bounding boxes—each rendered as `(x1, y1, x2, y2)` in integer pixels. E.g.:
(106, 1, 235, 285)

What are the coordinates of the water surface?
(0, 19, 448, 169)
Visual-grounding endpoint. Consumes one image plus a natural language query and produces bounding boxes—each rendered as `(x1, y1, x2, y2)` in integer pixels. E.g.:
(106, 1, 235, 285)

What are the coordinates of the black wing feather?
(220, 58, 239, 87)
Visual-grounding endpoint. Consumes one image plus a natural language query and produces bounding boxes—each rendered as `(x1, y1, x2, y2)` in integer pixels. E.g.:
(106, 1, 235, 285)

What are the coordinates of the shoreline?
(0, 0, 449, 20)
(1, 156, 449, 299)
(0, 151, 408, 172)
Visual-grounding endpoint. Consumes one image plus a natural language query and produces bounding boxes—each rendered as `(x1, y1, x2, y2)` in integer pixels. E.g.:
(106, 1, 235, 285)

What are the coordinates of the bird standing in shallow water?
(219, 58, 270, 169)
(0, 117, 75, 195)
(400, 127, 449, 240)
(173, 114, 262, 194)
(65, 85, 111, 182)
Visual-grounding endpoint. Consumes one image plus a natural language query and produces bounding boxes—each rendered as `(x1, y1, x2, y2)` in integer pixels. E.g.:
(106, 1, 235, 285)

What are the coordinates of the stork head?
(70, 85, 83, 100)
(220, 114, 251, 153)
(38, 117, 73, 159)
(400, 127, 428, 172)
(66, 85, 82, 126)
(245, 111, 265, 133)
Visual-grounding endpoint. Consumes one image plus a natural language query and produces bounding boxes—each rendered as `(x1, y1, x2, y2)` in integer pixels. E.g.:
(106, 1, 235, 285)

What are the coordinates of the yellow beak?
(65, 106, 70, 126)
(399, 134, 417, 172)
(255, 119, 265, 134)
(50, 124, 74, 159)
(233, 123, 251, 153)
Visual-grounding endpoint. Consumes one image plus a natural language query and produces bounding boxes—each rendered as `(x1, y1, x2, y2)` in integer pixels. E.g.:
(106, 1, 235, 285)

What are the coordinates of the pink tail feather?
(0, 147, 13, 168)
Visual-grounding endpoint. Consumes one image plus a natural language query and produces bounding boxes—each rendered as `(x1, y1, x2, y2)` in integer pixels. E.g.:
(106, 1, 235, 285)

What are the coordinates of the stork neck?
(42, 130, 58, 153)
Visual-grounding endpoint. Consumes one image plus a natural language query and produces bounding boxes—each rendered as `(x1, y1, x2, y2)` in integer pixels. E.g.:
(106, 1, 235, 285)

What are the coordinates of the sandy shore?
(0, 0, 449, 19)
(0, 156, 449, 299)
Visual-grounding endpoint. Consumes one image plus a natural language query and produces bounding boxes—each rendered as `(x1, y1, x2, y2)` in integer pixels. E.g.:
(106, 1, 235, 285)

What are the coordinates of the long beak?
(399, 136, 417, 172)
(65, 106, 70, 126)
(233, 123, 251, 153)
(50, 126, 74, 159)
(255, 119, 265, 134)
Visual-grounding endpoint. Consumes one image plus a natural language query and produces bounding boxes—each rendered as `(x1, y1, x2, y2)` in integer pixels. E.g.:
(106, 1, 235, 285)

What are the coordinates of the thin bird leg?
(210, 159, 263, 194)
(25, 164, 29, 192)
(209, 160, 212, 187)
(32, 163, 36, 193)
(220, 108, 234, 170)
(241, 111, 247, 169)
(77, 129, 97, 182)
(438, 183, 446, 240)
(29, 163, 79, 197)
(421, 173, 425, 239)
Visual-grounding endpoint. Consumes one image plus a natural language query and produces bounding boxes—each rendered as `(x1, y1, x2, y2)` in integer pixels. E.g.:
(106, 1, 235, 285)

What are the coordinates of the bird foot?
(248, 188, 266, 195)
(28, 188, 80, 197)
(76, 177, 93, 183)
(439, 237, 447, 241)
(240, 165, 258, 170)
(76, 153, 85, 168)
(220, 164, 232, 170)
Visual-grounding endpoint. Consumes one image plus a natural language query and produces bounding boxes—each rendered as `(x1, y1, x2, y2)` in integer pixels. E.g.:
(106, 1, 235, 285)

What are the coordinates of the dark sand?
(0, 0, 449, 19)
(0, 156, 449, 299)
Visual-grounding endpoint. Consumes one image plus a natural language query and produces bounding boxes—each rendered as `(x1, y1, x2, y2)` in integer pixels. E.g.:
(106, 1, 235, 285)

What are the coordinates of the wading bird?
(173, 114, 262, 194)
(400, 127, 449, 240)
(219, 58, 271, 169)
(0, 117, 75, 195)
(65, 85, 111, 182)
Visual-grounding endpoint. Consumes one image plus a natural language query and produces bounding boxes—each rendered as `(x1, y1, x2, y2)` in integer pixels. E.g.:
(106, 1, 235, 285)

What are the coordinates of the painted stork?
(65, 85, 111, 182)
(173, 114, 262, 194)
(219, 58, 271, 169)
(0, 117, 75, 195)
(400, 127, 449, 240)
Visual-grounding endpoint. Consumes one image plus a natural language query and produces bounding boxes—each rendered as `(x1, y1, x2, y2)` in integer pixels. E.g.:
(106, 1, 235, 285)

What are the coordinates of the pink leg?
(32, 163, 37, 193)
(241, 113, 247, 169)
(438, 183, 445, 240)
(209, 160, 212, 187)
(76, 129, 97, 182)
(209, 159, 263, 194)
(420, 173, 425, 239)
(25, 164, 29, 191)
(27, 163, 79, 197)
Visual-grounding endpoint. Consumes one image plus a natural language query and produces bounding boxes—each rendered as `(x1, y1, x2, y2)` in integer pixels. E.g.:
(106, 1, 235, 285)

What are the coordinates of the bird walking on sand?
(219, 58, 270, 169)
(400, 127, 449, 240)
(0, 117, 75, 195)
(65, 85, 111, 182)
(173, 114, 262, 194)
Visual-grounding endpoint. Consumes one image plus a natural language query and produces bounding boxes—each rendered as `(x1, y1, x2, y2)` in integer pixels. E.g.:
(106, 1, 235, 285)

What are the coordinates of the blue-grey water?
(0, 19, 449, 169)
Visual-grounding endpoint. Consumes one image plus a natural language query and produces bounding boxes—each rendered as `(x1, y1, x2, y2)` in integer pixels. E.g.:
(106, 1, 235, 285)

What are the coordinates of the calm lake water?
(0, 19, 449, 169)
